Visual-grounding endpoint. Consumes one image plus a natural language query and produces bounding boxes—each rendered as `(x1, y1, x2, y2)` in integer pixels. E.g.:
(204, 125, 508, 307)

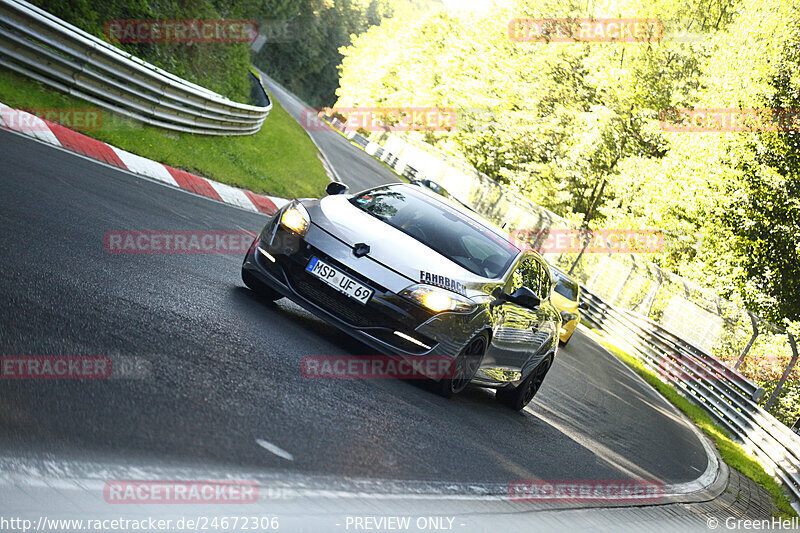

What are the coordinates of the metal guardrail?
(581, 288, 800, 503)
(0, 0, 271, 135)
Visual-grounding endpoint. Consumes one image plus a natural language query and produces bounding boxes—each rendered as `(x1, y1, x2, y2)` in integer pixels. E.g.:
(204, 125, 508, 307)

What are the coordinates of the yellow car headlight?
(400, 285, 476, 313)
(560, 311, 578, 323)
(280, 202, 310, 236)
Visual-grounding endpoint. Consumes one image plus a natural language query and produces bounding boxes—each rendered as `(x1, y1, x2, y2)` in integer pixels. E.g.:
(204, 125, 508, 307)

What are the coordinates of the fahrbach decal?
(420, 270, 466, 296)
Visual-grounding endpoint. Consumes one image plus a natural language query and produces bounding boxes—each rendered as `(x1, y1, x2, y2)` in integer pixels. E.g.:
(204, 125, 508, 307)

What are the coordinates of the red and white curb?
(0, 102, 289, 215)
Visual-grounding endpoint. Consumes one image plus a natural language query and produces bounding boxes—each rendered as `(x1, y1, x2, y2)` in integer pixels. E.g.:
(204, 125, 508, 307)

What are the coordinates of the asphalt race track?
(0, 124, 708, 493)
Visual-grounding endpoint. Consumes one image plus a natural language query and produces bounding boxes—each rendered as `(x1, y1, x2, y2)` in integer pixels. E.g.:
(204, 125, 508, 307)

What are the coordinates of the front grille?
(285, 266, 390, 328)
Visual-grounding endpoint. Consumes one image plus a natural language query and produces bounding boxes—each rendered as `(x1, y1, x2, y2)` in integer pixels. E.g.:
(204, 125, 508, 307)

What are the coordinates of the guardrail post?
(567, 228, 592, 275)
(631, 264, 653, 313)
(765, 332, 799, 412)
(642, 266, 663, 318)
(586, 254, 605, 290)
(734, 311, 759, 371)
(610, 255, 637, 305)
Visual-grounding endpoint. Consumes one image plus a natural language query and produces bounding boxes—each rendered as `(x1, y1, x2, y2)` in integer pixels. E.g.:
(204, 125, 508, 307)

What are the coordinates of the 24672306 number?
(194, 516, 279, 530)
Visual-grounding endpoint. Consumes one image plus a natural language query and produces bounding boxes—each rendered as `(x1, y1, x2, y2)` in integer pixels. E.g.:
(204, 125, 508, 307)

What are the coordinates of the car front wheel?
(435, 332, 488, 398)
(495, 356, 552, 411)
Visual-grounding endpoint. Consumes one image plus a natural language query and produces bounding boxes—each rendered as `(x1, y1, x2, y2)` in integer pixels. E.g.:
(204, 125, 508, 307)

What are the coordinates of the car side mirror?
(325, 182, 349, 195)
(508, 287, 540, 309)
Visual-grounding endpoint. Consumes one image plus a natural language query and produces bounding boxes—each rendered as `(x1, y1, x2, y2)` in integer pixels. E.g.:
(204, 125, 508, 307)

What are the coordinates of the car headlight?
(280, 202, 310, 236)
(560, 311, 578, 323)
(400, 284, 476, 313)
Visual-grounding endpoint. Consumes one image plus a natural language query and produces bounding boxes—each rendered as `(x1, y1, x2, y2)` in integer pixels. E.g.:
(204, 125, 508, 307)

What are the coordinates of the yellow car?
(549, 266, 584, 345)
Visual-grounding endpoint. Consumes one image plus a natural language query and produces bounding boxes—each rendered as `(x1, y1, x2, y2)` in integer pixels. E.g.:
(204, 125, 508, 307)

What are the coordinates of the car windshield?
(552, 271, 579, 300)
(350, 186, 519, 278)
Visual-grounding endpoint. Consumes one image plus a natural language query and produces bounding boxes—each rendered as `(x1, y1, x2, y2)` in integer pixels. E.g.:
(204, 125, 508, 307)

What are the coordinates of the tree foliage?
(254, 0, 441, 106)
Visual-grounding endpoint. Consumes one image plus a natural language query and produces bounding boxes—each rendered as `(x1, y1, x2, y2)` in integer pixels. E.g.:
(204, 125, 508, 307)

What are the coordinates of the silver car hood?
(305, 195, 493, 289)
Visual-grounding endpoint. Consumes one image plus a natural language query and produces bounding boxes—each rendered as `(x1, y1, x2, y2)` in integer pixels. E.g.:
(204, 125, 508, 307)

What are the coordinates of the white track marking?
(256, 439, 295, 461)
(111, 147, 178, 186)
(207, 180, 260, 212)
(0, 103, 61, 146)
(269, 196, 290, 209)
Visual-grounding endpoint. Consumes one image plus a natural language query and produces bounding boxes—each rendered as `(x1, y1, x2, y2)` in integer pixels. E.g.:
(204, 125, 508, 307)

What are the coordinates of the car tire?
(495, 356, 552, 411)
(435, 332, 488, 399)
(242, 269, 282, 301)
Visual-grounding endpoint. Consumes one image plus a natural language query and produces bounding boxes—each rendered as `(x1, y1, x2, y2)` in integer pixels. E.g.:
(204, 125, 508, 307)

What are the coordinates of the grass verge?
(583, 325, 796, 518)
(0, 69, 329, 199)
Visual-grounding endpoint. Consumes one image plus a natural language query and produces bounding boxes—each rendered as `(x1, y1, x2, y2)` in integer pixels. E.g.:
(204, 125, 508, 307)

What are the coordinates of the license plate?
(306, 257, 374, 305)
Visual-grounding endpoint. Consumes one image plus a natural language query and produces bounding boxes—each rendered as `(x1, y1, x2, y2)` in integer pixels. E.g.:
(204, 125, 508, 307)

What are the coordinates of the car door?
(486, 254, 549, 372)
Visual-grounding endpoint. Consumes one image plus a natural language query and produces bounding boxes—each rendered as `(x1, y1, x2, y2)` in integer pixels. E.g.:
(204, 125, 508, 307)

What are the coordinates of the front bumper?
(242, 224, 479, 360)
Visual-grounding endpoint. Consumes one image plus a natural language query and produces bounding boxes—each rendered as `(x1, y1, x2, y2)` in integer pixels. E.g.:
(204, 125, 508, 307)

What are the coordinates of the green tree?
(718, 9, 800, 323)
(255, 0, 433, 106)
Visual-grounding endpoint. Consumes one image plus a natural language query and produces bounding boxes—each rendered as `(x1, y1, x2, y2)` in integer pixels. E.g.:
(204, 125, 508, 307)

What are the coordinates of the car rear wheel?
(435, 332, 488, 398)
(242, 269, 282, 301)
(495, 356, 552, 411)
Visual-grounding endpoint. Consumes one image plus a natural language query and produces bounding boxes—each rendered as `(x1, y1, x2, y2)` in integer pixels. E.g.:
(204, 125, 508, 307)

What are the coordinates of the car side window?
(505, 256, 537, 295)
(535, 259, 553, 299)
(504, 260, 525, 295)
(505, 256, 552, 299)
